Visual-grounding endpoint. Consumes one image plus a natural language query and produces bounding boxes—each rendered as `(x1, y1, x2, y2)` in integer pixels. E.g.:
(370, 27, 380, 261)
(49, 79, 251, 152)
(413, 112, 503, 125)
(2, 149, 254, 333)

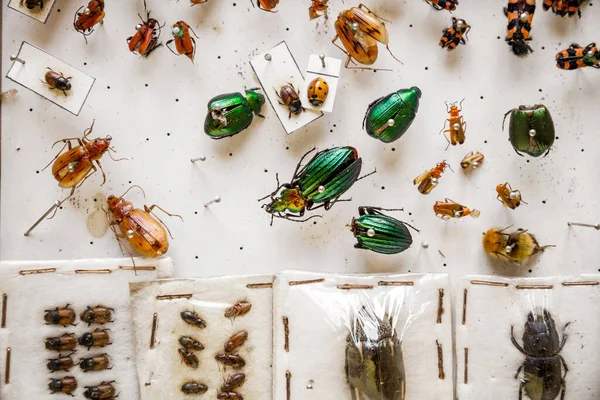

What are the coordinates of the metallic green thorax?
(363, 87, 422, 143)
(504, 104, 555, 157)
(204, 89, 265, 139)
(351, 207, 413, 254)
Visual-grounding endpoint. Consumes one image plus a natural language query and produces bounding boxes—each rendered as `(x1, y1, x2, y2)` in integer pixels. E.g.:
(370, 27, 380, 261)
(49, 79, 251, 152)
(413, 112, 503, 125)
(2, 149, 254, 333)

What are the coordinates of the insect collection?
(1, 0, 599, 399)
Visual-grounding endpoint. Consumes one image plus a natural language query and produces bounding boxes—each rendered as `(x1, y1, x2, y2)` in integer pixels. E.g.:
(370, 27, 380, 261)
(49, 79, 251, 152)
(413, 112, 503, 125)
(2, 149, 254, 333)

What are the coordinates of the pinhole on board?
(250, 41, 323, 134)
(7, 0, 57, 23)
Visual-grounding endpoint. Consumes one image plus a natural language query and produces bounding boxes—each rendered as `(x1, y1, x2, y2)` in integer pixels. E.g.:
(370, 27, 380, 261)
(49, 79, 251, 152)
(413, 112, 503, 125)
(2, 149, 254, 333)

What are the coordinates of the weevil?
(511, 310, 570, 400)
(44, 304, 76, 326)
(224, 331, 248, 353)
(74, 0, 105, 42)
(49, 377, 77, 396)
(441, 99, 466, 147)
(81, 305, 114, 325)
(78, 329, 112, 350)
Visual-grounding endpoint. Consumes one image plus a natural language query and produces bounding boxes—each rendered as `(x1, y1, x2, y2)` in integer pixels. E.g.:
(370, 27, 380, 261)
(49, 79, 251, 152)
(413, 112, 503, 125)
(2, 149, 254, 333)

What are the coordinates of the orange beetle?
(460, 151, 484, 170)
(332, 4, 401, 70)
(253, 0, 279, 12)
(106, 186, 182, 259)
(496, 182, 525, 209)
(126, 2, 163, 57)
(413, 161, 450, 195)
(309, 0, 329, 19)
(190, 0, 208, 4)
(166, 21, 198, 63)
(73, 0, 105, 42)
(441, 99, 466, 147)
(433, 199, 480, 220)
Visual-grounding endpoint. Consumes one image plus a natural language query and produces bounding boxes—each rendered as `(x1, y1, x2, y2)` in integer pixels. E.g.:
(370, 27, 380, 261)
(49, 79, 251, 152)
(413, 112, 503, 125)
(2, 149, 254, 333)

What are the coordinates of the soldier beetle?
(413, 161, 450, 195)
(496, 182, 526, 209)
(332, 4, 401, 70)
(127, 1, 164, 58)
(433, 199, 480, 220)
(556, 43, 600, 70)
(106, 186, 182, 261)
(441, 99, 466, 148)
(460, 151, 484, 170)
(309, 0, 329, 19)
(166, 21, 198, 63)
(505, 0, 536, 56)
(73, 0, 105, 43)
(543, 0, 581, 17)
(252, 0, 279, 12)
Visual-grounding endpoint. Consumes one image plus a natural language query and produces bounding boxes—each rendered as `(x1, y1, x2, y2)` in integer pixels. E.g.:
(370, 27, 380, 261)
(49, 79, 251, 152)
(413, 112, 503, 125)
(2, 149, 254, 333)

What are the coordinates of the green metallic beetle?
(350, 207, 417, 255)
(503, 104, 555, 157)
(346, 306, 406, 400)
(363, 87, 422, 143)
(258, 147, 375, 224)
(204, 88, 265, 139)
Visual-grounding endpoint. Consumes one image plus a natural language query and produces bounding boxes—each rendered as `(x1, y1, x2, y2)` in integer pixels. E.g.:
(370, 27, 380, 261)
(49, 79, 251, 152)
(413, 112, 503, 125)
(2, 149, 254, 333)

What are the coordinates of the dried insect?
(556, 42, 600, 70)
(309, 0, 328, 19)
(178, 348, 199, 369)
(224, 301, 252, 319)
(483, 227, 552, 263)
(182, 382, 208, 394)
(441, 99, 466, 147)
(496, 182, 525, 209)
(439, 17, 471, 51)
(43, 68, 72, 96)
(215, 353, 246, 369)
(126, 1, 164, 57)
(181, 310, 206, 328)
(218, 393, 244, 400)
(81, 305, 114, 325)
(253, 0, 279, 12)
(83, 380, 116, 399)
(511, 309, 569, 400)
(166, 21, 198, 63)
(276, 83, 305, 118)
(45, 333, 77, 352)
(543, 0, 581, 17)
(190, 0, 208, 5)
(20, 0, 43, 10)
(79, 354, 111, 372)
(0, 88, 18, 101)
(221, 373, 246, 392)
(49, 377, 77, 396)
(78, 329, 112, 350)
(44, 304, 76, 326)
(433, 199, 480, 220)
(505, 0, 536, 56)
(460, 151, 484, 170)
(224, 331, 248, 353)
(179, 336, 204, 351)
(74, 0, 105, 42)
(413, 161, 450, 195)
(47, 353, 75, 372)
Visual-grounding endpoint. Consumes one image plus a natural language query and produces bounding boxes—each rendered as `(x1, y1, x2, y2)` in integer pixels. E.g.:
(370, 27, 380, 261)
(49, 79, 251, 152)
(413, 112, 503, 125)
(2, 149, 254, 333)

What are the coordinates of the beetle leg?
(557, 322, 571, 352)
(518, 381, 524, 400)
(94, 160, 107, 185)
(510, 326, 528, 355)
(356, 168, 377, 182)
(513, 363, 524, 379)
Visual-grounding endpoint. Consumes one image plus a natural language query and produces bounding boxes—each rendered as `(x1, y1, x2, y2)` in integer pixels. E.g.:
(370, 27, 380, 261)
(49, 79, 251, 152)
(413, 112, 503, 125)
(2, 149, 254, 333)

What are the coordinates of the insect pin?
(440, 99, 466, 147)
(127, 0, 164, 58)
(556, 43, 600, 70)
(505, 0, 536, 56)
(332, 4, 401, 70)
(309, 0, 328, 19)
(166, 21, 198, 63)
(106, 185, 182, 261)
(413, 161, 450, 195)
(433, 199, 480, 220)
(43, 68, 72, 96)
(483, 226, 553, 263)
(73, 0, 105, 42)
(440, 17, 471, 51)
(496, 182, 525, 209)
(543, 0, 581, 17)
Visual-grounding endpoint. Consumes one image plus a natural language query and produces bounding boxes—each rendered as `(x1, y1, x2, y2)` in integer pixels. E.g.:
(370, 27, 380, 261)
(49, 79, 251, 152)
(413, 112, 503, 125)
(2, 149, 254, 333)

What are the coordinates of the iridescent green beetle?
(204, 88, 265, 139)
(363, 87, 422, 143)
(346, 306, 406, 400)
(503, 104, 555, 157)
(351, 207, 416, 255)
(258, 147, 375, 224)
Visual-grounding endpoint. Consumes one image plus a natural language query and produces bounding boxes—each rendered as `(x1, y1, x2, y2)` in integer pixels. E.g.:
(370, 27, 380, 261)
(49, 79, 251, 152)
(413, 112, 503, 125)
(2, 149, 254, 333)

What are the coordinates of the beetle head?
(88, 136, 112, 159)
(106, 195, 132, 220)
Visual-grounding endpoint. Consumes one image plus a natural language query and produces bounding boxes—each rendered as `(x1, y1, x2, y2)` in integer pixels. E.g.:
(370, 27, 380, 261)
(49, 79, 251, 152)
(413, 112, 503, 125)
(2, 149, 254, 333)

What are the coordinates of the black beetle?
(20, 0, 44, 9)
(511, 309, 570, 400)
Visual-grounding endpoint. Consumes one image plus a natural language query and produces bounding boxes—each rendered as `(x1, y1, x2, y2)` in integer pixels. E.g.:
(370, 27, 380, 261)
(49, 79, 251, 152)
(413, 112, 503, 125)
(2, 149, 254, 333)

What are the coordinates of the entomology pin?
(204, 195, 221, 208)
(24, 200, 62, 236)
(319, 53, 326, 68)
(374, 118, 396, 135)
(264, 53, 272, 61)
(10, 55, 25, 64)
(421, 242, 429, 248)
(145, 372, 153, 386)
(190, 156, 206, 163)
(307, 379, 314, 389)
(567, 222, 600, 230)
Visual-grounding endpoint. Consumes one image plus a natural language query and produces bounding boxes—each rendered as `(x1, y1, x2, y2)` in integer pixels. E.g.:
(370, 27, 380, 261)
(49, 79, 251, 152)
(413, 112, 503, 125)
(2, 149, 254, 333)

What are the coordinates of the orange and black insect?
(166, 21, 198, 63)
(413, 161, 450, 195)
(81, 305, 114, 325)
(46, 334, 77, 352)
(556, 43, 600, 70)
(441, 99, 466, 147)
(78, 329, 112, 350)
(127, 1, 164, 58)
(543, 0, 581, 17)
(79, 354, 112, 372)
(49, 377, 78, 396)
(83, 381, 116, 399)
(73, 0, 105, 42)
(190, 0, 208, 4)
(424, 0, 458, 11)
(254, 0, 279, 12)
(496, 182, 526, 209)
(505, 0, 536, 56)
(44, 305, 76, 326)
(440, 17, 471, 51)
(47, 353, 76, 372)
(309, 0, 328, 19)
(43, 68, 72, 96)
(433, 199, 480, 220)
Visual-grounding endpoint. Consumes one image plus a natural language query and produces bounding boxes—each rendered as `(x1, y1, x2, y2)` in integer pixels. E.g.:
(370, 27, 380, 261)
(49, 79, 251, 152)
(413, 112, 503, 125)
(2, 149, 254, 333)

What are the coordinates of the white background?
(2, 0, 599, 284)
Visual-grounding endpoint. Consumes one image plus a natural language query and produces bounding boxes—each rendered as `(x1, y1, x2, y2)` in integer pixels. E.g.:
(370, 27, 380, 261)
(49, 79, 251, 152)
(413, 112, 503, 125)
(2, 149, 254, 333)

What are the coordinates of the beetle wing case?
(273, 271, 452, 399)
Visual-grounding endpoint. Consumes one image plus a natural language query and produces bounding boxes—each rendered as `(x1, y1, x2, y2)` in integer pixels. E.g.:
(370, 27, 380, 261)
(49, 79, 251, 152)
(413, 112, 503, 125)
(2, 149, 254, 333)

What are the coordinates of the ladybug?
(505, 0, 536, 56)
(307, 77, 329, 107)
(439, 17, 471, 51)
(556, 43, 600, 70)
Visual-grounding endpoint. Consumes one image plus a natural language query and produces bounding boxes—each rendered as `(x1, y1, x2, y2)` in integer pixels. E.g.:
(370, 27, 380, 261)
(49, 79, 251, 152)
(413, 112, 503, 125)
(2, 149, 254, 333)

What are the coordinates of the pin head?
(264, 53, 272, 61)
(318, 185, 325, 193)
(529, 129, 536, 137)
(126, 230, 135, 239)
(367, 228, 376, 237)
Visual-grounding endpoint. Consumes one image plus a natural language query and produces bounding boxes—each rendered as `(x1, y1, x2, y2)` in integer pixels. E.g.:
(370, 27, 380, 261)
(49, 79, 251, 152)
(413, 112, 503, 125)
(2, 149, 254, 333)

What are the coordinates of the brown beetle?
(182, 382, 208, 394)
(80, 305, 114, 325)
(178, 348, 199, 369)
(181, 310, 206, 328)
(46, 333, 77, 352)
(73, 0, 105, 42)
(44, 304, 76, 326)
(224, 301, 251, 319)
(78, 329, 112, 350)
(224, 331, 248, 353)
(460, 151, 484, 170)
(43, 67, 72, 96)
(275, 83, 305, 118)
(218, 393, 244, 400)
(47, 352, 76, 372)
(49, 377, 77, 396)
(309, 0, 328, 19)
(221, 373, 246, 392)
(496, 182, 525, 209)
(79, 354, 112, 372)
(179, 336, 204, 351)
(215, 353, 246, 369)
(83, 380, 116, 399)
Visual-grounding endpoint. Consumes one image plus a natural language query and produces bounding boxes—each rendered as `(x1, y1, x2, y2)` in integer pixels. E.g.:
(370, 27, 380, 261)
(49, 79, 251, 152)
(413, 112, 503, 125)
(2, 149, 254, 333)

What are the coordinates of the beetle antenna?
(108, 149, 128, 162)
(402, 221, 420, 233)
(356, 168, 377, 181)
(119, 185, 146, 199)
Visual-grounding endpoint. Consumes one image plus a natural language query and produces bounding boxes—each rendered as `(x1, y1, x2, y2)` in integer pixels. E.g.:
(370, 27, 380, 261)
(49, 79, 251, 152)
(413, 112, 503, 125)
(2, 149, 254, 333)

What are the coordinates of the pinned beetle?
(224, 301, 252, 319)
(276, 83, 305, 118)
(43, 68, 72, 96)
(49, 377, 77, 396)
(81, 305, 114, 325)
(503, 104, 555, 157)
(44, 304, 76, 326)
(47, 353, 75, 372)
(307, 77, 329, 107)
(127, 1, 163, 57)
(20, 0, 43, 9)
(205, 89, 265, 139)
(350, 206, 416, 255)
(166, 21, 198, 63)
(73, 0, 105, 42)
(309, 0, 328, 19)
(83, 380, 117, 399)
(363, 87, 421, 143)
(181, 310, 206, 328)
